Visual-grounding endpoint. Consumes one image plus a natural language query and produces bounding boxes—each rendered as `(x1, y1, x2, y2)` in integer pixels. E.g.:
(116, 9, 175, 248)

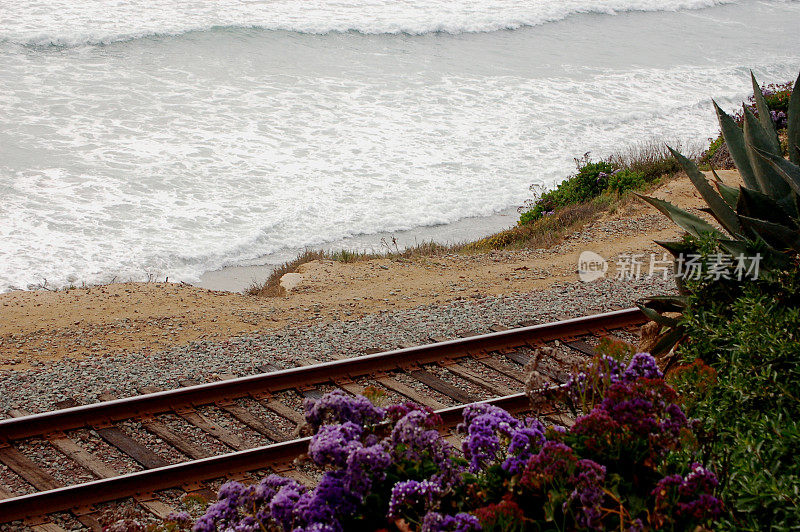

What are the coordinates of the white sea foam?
(1, 0, 741, 46)
(1, 0, 799, 291)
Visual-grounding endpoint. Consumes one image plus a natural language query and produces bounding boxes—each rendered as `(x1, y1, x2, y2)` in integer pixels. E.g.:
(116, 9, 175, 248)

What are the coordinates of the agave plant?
(637, 71, 800, 355)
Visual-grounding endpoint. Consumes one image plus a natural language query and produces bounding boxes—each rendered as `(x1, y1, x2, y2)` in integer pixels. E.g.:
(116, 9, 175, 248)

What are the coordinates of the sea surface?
(1, 0, 800, 291)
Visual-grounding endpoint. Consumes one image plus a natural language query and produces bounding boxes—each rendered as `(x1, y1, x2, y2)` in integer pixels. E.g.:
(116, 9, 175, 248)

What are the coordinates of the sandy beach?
(0, 170, 741, 371)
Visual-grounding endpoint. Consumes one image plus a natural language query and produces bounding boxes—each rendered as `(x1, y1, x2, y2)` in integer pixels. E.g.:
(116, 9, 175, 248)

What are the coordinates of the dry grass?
(247, 176, 680, 298)
(608, 139, 702, 181)
(246, 250, 329, 296)
(464, 199, 607, 251)
(246, 241, 461, 297)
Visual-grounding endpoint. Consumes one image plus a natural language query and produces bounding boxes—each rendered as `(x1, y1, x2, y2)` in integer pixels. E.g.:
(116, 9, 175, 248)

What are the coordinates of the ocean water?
(1, 0, 799, 291)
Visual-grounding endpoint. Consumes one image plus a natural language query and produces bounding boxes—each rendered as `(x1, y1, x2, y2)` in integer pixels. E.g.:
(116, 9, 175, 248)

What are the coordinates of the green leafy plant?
(606, 168, 646, 195)
(638, 71, 800, 354)
(519, 155, 615, 223)
(670, 264, 800, 529)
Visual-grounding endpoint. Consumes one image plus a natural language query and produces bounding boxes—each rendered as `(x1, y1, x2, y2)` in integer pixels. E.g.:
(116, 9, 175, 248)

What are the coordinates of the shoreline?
(196, 207, 520, 293)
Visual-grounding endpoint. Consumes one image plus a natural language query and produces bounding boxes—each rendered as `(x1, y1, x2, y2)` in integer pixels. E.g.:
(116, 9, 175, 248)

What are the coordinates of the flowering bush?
(563, 345, 659, 414)
(733, 80, 794, 130)
(519, 156, 616, 224)
(187, 354, 720, 531)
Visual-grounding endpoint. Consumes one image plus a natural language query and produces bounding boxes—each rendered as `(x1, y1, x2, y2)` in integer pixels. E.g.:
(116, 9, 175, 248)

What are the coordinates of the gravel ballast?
(0, 277, 674, 415)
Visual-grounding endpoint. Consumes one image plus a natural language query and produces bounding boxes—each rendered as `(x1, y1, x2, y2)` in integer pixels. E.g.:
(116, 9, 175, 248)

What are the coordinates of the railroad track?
(0, 308, 646, 530)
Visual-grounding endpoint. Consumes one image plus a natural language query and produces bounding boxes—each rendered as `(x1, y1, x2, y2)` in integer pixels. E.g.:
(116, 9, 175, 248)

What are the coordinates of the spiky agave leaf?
(714, 100, 759, 190)
(752, 145, 800, 196)
(638, 295, 688, 312)
(638, 304, 680, 328)
(742, 106, 794, 209)
(710, 165, 741, 208)
(668, 146, 741, 236)
(654, 240, 693, 258)
(788, 71, 800, 165)
(649, 326, 687, 358)
(739, 216, 800, 253)
(636, 195, 723, 239)
(718, 238, 793, 271)
(736, 186, 798, 228)
(751, 71, 781, 150)
(715, 181, 740, 209)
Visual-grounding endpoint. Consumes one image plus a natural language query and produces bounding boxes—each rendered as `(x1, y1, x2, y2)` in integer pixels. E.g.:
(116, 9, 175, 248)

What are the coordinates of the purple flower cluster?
(459, 403, 545, 474)
(653, 463, 722, 525)
(422, 512, 482, 532)
(165, 511, 191, 526)
(565, 352, 662, 412)
(623, 353, 663, 381)
(188, 354, 721, 532)
(522, 440, 578, 486)
(194, 391, 464, 531)
(308, 422, 364, 468)
(388, 479, 440, 518)
(572, 374, 687, 463)
(520, 441, 607, 529)
(567, 459, 607, 530)
(304, 389, 385, 431)
(193, 476, 307, 532)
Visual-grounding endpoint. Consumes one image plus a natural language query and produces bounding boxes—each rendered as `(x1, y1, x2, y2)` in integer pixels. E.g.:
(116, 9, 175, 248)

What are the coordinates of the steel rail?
(0, 393, 535, 523)
(0, 307, 644, 442)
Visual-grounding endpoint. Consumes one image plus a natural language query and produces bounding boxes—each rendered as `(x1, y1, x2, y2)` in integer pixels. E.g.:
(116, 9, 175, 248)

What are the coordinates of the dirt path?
(0, 171, 740, 369)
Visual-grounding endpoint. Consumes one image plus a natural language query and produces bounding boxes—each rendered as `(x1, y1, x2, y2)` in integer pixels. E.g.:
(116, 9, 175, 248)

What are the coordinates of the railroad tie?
(407, 369, 475, 404)
(439, 363, 514, 397)
(562, 339, 597, 357)
(96, 392, 212, 460)
(94, 393, 217, 502)
(138, 386, 245, 451)
(181, 379, 291, 443)
(472, 356, 526, 384)
(455, 332, 527, 385)
(0, 441, 103, 530)
(54, 398, 170, 471)
(49, 399, 180, 521)
(373, 375, 448, 410)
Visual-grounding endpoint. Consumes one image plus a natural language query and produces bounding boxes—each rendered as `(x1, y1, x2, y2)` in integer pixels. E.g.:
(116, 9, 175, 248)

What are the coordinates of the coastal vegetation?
(636, 71, 800, 528)
(165, 73, 800, 531)
(430, 142, 687, 253)
(516, 148, 674, 225)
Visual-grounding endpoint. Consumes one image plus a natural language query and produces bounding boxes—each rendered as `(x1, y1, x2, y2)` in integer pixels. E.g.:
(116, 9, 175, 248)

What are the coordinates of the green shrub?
(606, 169, 646, 195)
(518, 143, 685, 225)
(671, 265, 800, 529)
(519, 155, 615, 224)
